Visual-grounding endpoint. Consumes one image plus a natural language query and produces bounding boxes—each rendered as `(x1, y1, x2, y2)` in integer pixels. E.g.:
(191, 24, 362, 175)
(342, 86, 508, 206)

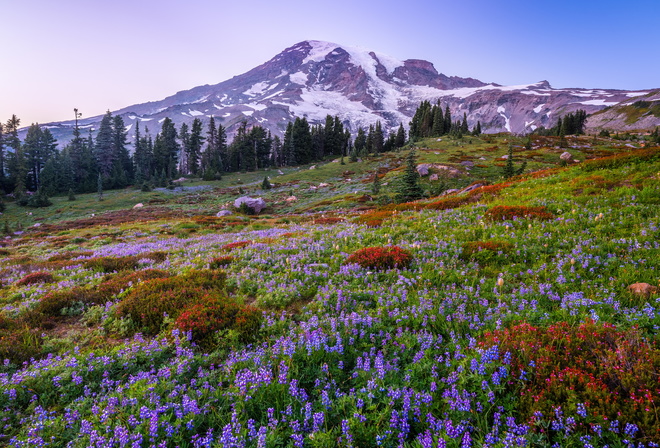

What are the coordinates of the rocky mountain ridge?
(30, 40, 660, 146)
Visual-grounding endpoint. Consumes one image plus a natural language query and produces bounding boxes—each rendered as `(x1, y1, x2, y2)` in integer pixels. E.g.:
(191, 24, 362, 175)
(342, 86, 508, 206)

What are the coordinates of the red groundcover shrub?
(345, 246, 412, 270)
(15, 271, 56, 286)
(480, 320, 660, 441)
(174, 299, 261, 344)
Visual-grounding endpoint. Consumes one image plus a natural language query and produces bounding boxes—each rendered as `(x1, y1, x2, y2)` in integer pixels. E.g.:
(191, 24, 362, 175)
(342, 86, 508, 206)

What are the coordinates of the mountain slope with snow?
(33, 40, 659, 145)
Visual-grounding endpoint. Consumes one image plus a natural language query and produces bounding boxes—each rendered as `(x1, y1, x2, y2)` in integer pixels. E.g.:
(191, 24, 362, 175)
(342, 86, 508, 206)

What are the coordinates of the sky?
(2, 0, 659, 127)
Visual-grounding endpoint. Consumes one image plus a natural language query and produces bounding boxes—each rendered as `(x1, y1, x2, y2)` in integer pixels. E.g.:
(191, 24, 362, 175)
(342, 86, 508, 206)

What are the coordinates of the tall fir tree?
(153, 117, 179, 179)
(396, 149, 424, 202)
(178, 123, 190, 174)
(95, 111, 115, 178)
(395, 123, 407, 148)
(431, 102, 444, 136)
(373, 121, 384, 153)
(112, 115, 132, 187)
(188, 118, 204, 175)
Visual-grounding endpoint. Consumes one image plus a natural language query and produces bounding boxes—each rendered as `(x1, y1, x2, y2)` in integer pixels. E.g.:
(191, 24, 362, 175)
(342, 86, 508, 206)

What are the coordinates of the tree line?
(0, 99, 476, 204)
(408, 100, 482, 140)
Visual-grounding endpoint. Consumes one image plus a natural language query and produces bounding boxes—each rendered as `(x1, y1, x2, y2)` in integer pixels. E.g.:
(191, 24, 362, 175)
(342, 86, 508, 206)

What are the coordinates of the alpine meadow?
(1, 37, 660, 448)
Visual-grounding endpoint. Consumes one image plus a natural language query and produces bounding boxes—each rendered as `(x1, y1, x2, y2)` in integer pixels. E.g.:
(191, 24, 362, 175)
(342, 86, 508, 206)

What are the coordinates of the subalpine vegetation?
(1, 109, 660, 446)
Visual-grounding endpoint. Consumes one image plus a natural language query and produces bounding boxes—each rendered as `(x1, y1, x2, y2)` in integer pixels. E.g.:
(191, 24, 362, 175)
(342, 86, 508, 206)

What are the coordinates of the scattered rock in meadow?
(133, 203, 144, 209)
(429, 174, 439, 181)
(216, 210, 233, 217)
(285, 196, 297, 203)
(628, 282, 658, 297)
(560, 151, 573, 162)
(460, 160, 474, 168)
(234, 196, 267, 214)
(417, 164, 430, 176)
(460, 183, 484, 194)
(318, 183, 329, 188)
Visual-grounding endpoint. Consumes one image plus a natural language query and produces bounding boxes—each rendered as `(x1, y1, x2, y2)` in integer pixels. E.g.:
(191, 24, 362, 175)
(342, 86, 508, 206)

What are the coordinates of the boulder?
(417, 164, 430, 176)
(460, 160, 474, 168)
(628, 282, 658, 297)
(234, 196, 266, 214)
(133, 203, 144, 209)
(560, 151, 573, 162)
(429, 174, 439, 181)
(216, 210, 233, 217)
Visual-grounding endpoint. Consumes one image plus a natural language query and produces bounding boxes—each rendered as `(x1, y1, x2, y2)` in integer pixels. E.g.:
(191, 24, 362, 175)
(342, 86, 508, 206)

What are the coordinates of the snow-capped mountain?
(35, 40, 659, 145)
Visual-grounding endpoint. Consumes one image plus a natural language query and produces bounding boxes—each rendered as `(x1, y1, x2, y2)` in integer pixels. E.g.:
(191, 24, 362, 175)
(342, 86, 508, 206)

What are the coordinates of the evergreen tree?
(354, 127, 367, 157)
(112, 115, 132, 187)
(373, 121, 384, 153)
(472, 121, 482, 136)
(395, 123, 406, 148)
(3, 115, 22, 194)
(502, 144, 526, 178)
(95, 111, 115, 178)
(396, 149, 424, 202)
(188, 118, 204, 175)
(153, 118, 178, 179)
(371, 171, 381, 195)
(366, 125, 375, 154)
(179, 122, 190, 174)
(23, 124, 57, 190)
(133, 121, 147, 184)
(444, 106, 452, 135)
(292, 117, 312, 164)
(461, 113, 469, 134)
(431, 102, 444, 136)
(202, 119, 226, 175)
(283, 122, 296, 166)
(262, 176, 272, 190)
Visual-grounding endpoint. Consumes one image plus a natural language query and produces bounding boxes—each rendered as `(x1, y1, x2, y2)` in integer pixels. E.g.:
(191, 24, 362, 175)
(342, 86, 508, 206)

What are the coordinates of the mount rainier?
(36, 40, 659, 145)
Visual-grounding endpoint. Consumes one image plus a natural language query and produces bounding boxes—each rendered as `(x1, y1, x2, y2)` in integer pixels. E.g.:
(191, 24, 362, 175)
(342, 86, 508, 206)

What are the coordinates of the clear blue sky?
(2, 0, 658, 127)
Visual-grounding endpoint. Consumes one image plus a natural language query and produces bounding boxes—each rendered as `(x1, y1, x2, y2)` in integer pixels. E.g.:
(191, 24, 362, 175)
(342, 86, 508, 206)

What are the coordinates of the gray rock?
(417, 164, 430, 176)
(460, 160, 474, 167)
(216, 210, 233, 217)
(560, 151, 573, 162)
(234, 196, 267, 214)
(429, 174, 439, 181)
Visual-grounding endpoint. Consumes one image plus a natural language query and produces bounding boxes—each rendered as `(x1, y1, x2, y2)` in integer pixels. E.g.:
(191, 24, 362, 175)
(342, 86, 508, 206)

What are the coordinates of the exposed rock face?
(586, 90, 660, 132)
(30, 40, 659, 147)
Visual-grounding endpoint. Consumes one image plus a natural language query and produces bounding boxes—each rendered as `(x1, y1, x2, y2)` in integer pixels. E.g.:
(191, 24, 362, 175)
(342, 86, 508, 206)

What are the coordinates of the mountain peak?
(29, 41, 659, 146)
